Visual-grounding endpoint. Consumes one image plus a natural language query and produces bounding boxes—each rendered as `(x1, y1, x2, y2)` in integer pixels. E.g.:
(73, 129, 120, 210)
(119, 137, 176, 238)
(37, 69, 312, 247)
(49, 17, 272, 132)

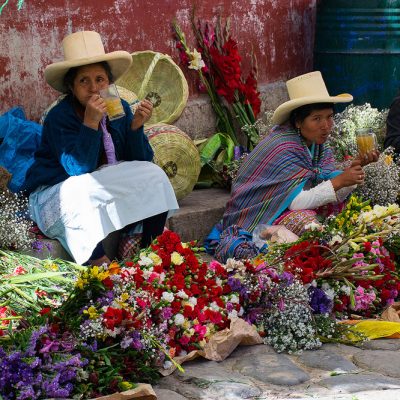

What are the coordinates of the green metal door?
(314, 0, 400, 110)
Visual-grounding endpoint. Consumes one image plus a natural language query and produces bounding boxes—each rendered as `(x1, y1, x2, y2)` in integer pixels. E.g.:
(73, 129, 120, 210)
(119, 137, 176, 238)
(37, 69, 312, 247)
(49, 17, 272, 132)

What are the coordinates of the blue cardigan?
(23, 95, 154, 194)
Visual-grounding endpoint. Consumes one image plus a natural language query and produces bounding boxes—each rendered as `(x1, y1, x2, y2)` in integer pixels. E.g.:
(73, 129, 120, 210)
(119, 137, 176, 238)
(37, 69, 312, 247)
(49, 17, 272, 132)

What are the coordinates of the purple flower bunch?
(0, 325, 87, 400)
(308, 286, 333, 314)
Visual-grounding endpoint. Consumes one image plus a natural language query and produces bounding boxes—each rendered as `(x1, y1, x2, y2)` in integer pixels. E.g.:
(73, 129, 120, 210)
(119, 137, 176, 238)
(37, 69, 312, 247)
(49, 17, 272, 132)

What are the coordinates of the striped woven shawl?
(222, 125, 339, 232)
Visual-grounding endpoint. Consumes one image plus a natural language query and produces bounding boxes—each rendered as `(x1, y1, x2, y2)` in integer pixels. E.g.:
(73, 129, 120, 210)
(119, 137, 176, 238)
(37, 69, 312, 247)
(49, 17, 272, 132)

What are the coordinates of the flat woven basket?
(145, 123, 200, 200)
(116, 51, 189, 126)
(39, 86, 139, 124)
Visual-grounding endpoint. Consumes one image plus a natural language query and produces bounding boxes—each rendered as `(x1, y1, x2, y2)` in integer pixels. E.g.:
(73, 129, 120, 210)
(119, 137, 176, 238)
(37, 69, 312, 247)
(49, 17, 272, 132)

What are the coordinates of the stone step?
(168, 187, 230, 243)
(29, 188, 230, 262)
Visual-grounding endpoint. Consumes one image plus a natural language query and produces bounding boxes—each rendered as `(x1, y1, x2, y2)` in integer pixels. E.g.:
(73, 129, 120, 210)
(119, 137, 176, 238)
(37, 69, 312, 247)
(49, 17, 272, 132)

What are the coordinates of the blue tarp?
(0, 107, 42, 192)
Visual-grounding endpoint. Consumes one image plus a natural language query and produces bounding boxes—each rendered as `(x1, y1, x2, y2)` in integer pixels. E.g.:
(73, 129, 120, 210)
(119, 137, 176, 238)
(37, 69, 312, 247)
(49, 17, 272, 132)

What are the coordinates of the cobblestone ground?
(154, 339, 400, 400)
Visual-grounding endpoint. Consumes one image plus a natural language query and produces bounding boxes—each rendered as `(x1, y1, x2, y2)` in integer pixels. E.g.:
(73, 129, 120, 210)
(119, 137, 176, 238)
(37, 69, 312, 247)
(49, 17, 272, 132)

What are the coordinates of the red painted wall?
(0, 0, 316, 120)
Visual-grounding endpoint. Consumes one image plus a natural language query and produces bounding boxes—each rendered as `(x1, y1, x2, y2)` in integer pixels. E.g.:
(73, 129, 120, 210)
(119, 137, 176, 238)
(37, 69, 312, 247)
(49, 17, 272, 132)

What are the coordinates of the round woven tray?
(145, 124, 200, 200)
(116, 51, 189, 126)
(40, 87, 139, 124)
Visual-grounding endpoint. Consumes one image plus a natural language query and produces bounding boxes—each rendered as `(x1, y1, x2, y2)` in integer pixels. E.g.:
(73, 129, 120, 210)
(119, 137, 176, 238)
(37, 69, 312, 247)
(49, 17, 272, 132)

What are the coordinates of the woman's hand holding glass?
(84, 94, 107, 130)
(131, 99, 153, 131)
(353, 149, 380, 167)
(331, 159, 365, 190)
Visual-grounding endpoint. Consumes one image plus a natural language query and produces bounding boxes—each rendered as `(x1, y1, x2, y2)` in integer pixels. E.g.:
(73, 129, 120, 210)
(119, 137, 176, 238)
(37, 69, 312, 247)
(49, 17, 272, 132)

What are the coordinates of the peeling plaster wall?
(0, 0, 316, 121)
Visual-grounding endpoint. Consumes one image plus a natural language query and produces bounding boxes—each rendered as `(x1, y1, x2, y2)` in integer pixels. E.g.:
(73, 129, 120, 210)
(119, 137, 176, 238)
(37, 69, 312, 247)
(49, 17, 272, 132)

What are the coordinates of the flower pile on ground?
(128, 230, 238, 357)
(0, 323, 88, 399)
(261, 195, 400, 319)
(0, 230, 241, 398)
(0, 251, 83, 336)
(218, 258, 322, 353)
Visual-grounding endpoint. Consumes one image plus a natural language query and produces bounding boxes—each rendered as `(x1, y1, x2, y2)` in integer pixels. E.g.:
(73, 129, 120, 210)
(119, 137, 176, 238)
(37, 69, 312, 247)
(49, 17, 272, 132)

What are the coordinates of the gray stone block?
(318, 373, 400, 393)
(298, 348, 358, 373)
(154, 388, 188, 400)
(168, 187, 230, 243)
(360, 339, 400, 351)
(353, 350, 400, 378)
(231, 350, 310, 386)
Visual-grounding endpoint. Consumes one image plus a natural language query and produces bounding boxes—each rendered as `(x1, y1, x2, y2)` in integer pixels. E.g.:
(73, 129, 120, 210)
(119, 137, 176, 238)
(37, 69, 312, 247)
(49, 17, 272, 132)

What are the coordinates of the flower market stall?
(1, 8, 400, 400)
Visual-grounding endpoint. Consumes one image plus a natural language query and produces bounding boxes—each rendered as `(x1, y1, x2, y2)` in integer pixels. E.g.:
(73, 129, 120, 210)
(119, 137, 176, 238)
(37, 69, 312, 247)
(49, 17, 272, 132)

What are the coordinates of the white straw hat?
(44, 31, 133, 92)
(272, 71, 353, 124)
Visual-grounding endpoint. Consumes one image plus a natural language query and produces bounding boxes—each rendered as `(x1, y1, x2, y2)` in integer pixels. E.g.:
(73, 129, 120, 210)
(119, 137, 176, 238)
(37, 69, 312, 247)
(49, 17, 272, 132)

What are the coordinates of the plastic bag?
(0, 107, 42, 192)
(252, 224, 299, 249)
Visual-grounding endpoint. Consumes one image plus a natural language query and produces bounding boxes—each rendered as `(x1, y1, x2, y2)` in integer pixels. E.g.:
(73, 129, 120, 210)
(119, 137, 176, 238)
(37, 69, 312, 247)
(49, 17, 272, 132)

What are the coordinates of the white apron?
(29, 161, 179, 264)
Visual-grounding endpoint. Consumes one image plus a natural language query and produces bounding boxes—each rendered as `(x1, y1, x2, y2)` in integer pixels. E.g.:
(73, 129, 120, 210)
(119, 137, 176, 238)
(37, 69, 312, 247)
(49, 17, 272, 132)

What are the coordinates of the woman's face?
(72, 63, 110, 107)
(296, 108, 334, 146)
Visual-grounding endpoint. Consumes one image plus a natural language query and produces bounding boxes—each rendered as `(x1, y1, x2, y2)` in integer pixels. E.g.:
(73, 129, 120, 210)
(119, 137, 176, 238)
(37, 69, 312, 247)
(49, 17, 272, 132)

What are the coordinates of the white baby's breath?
(0, 191, 33, 250)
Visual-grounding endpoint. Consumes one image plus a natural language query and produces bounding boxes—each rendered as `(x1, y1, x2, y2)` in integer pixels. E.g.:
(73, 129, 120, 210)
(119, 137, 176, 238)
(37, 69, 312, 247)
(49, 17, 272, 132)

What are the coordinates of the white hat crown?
(287, 71, 330, 100)
(272, 71, 353, 124)
(62, 31, 106, 61)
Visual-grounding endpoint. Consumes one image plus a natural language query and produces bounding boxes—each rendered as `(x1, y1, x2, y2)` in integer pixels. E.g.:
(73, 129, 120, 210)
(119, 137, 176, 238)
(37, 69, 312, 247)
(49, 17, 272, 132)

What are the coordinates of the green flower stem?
(0, 316, 22, 321)
(199, 72, 238, 145)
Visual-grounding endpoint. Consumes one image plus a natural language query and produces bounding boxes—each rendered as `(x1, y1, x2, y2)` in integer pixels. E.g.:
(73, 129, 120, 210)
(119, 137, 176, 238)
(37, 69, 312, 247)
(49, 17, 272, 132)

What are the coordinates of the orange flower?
(108, 261, 121, 276)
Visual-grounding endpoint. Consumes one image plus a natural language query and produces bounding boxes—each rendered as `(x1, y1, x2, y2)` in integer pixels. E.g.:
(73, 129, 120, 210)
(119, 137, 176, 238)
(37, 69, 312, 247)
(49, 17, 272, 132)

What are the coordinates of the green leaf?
(3, 271, 72, 284)
(199, 133, 224, 166)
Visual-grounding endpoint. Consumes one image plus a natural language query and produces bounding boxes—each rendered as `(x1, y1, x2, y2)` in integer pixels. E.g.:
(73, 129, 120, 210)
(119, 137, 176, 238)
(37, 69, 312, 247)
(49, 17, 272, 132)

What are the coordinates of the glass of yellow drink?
(99, 84, 125, 121)
(356, 128, 377, 157)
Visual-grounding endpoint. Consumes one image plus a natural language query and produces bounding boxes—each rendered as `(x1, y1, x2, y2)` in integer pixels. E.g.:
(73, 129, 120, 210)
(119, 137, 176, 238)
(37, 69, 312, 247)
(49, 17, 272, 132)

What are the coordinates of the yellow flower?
(76, 276, 88, 289)
(384, 154, 393, 165)
(119, 381, 134, 391)
(83, 305, 99, 319)
(149, 252, 162, 266)
(171, 251, 184, 265)
(116, 292, 130, 308)
(44, 261, 59, 271)
(88, 265, 109, 281)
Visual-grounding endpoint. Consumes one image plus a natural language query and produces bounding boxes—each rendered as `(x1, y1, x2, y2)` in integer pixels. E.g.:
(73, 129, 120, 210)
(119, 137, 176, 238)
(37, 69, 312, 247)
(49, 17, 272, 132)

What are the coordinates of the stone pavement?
(154, 339, 400, 400)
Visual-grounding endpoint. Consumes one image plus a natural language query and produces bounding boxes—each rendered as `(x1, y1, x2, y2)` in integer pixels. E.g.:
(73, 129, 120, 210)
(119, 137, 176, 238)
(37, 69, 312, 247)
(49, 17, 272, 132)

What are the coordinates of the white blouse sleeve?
(335, 185, 356, 203)
(289, 180, 338, 210)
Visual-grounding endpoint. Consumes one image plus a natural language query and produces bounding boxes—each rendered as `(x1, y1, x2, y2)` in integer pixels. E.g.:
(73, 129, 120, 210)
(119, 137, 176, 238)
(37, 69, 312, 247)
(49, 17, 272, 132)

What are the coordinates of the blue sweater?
(23, 95, 154, 194)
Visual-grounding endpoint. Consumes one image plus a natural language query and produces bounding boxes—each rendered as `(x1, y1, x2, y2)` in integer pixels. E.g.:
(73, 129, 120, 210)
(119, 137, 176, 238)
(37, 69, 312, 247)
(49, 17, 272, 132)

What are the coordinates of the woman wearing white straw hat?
(210, 71, 379, 262)
(23, 31, 179, 266)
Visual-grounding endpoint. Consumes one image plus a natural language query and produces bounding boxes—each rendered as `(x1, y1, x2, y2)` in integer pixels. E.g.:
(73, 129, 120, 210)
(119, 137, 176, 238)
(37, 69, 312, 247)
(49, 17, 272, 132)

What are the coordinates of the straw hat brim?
(44, 51, 133, 92)
(272, 94, 353, 125)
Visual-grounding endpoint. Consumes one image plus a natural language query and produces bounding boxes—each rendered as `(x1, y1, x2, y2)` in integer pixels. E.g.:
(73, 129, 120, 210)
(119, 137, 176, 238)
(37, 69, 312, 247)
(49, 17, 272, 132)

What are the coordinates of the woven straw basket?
(145, 124, 200, 200)
(116, 51, 189, 126)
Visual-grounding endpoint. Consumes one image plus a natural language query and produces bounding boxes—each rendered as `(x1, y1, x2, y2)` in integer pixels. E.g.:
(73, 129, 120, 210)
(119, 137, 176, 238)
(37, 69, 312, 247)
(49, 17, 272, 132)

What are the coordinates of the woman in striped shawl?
(212, 72, 379, 262)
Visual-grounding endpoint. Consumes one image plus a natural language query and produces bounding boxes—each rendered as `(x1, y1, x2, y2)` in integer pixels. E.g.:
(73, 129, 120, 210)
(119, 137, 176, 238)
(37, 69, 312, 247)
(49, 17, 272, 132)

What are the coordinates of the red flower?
(39, 307, 52, 316)
(103, 307, 124, 330)
(102, 277, 114, 290)
(243, 72, 261, 117)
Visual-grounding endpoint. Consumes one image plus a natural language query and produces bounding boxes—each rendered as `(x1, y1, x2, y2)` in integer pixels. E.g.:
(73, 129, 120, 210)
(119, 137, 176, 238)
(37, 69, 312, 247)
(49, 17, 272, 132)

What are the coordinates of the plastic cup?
(356, 128, 377, 157)
(99, 84, 125, 121)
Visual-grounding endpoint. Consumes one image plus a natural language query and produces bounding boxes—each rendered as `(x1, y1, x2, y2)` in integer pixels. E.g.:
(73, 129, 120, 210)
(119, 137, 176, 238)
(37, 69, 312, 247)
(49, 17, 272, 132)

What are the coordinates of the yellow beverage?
(356, 134, 376, 157)
(104, 97, 124, 120)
